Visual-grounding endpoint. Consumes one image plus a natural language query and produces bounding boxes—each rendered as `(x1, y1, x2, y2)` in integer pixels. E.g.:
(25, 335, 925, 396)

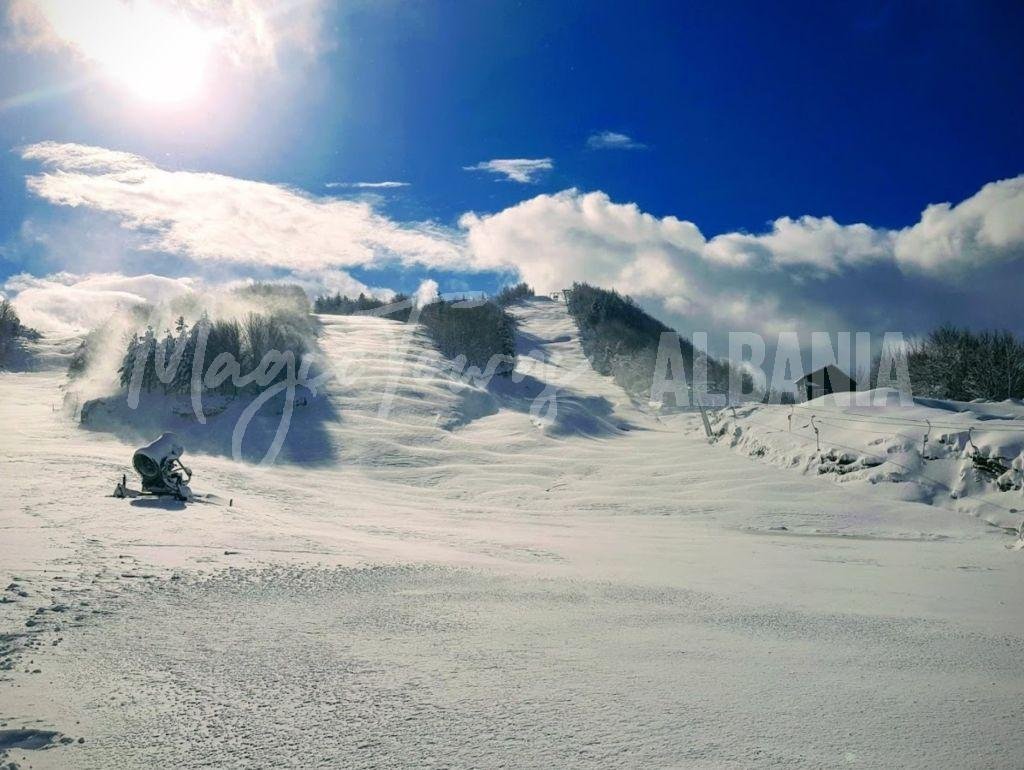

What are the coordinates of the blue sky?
(1, 0, 1023, 343)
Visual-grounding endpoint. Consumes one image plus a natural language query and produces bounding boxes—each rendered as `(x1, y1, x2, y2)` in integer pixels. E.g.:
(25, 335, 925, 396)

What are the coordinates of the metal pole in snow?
(692, 387, 713, 440)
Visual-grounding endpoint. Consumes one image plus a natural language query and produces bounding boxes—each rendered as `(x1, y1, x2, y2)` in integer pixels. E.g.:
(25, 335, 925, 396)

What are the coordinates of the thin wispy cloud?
(463, 158, 553, 184)
(325, 181, 410, 189)
(21, 142, 464, 273)
(586, 131, 645, 150)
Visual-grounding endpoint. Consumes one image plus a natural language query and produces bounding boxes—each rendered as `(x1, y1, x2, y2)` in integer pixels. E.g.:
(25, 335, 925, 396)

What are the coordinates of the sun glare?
(42, 0, 215, 104)
(105, 10, 213, 103)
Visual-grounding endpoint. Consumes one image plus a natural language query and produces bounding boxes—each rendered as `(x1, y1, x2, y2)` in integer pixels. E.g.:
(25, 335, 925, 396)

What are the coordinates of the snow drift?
(703, 389, 1024, 531)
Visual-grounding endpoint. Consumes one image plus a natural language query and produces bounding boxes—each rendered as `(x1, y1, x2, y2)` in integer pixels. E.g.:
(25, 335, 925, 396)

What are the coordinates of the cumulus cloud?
(22, 142, 464, 273)
(460, 182, 1024, 339)
(325, 181, 410, 189)
(894, 175, 1024, 274)
(702, 176, 1024, 277)
(586, 131, 645, 150)
(705, 216, 895, 271)
(460, 190, 702, 294)
(463, 158, 553, 184)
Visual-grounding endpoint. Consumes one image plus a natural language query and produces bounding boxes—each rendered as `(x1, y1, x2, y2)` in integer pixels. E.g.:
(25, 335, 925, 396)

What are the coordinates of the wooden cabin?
(797, 365, 857, 402)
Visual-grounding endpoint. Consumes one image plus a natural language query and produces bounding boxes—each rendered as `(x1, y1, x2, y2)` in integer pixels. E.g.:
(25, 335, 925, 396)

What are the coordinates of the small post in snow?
(693, 387, 713, 441)
(810, 415, 820, 453)
(967, 426, 978, 457)
(922, 419, 931, 458)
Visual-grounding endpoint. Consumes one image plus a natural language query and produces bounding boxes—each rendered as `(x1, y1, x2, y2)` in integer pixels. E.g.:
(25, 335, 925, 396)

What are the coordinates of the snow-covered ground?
(700, 391, 1024, 533)
(1, 298, 1023, 768)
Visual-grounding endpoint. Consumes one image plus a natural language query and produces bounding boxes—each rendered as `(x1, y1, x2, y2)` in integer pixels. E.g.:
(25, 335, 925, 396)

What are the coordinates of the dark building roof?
(797, 365, 858, 390)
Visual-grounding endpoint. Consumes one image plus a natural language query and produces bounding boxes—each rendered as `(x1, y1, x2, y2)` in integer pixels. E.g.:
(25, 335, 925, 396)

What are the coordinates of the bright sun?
(42, 0, 215, 105)
(103, 8, 214, 103)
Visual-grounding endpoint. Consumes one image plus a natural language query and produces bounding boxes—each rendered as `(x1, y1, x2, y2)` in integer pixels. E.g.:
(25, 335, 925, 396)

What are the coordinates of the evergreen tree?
(118, 333, 140, 390)
(205, 319, 243, 394)
(139, 327, 159, 393)
(156, 328, 178, 393)
(172, 314, 206, 395)
(564, 282, 742, 402)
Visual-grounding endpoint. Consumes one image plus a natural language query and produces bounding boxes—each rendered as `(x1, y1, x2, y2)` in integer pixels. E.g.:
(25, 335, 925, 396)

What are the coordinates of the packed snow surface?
(1, 298, 1022, 768)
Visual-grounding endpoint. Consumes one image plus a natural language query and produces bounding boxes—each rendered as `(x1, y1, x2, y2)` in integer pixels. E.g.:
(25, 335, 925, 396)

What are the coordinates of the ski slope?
(1, 298, 1023, 768)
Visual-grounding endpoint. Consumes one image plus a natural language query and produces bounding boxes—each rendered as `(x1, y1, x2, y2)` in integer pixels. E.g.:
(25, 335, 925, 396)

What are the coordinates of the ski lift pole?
(692, 386, 713, 440)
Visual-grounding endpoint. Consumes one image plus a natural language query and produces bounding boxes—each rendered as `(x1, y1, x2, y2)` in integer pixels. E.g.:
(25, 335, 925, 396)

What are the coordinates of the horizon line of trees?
(494, 282, 535, 306)
(889, 325, 1024, 402)
(314, 287, 526, 377)
(0, 298, 39, 368)
(313, 282, 535, 316)
(418, 299, 517, 377)
(313, 291, 411, 316)
(62, 282, 318, 395)
(116, 309, 317, 396)
(565, 282, 754, 404)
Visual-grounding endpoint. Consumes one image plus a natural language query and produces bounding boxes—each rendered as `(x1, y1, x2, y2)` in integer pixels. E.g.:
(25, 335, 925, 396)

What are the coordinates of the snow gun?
(114, 432, 193, 501)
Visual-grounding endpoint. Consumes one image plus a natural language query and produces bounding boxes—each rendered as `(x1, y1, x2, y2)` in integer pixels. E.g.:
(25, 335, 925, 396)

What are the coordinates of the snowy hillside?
(701, 391, 1024, 532)
(1, 297, 1023, 768)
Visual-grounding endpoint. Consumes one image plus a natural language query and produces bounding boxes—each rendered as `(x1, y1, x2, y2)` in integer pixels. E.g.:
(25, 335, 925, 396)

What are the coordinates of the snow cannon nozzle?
(130, 432, 193, 501)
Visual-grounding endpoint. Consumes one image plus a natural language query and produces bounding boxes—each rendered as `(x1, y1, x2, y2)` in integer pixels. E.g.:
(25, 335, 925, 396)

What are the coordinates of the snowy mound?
(706, 388, 1024, 530)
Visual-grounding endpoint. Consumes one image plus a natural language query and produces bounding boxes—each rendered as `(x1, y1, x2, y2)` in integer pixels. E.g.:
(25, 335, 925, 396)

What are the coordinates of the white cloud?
(462, 189, 746, 332)
(460, 181, 1024, 338)
(325, 181, 410, 189)
(460, 189, 702, 295)
(705, 216, 895, 271)
(22, 142, 465, 273)
(586, 131, 645, 150)
(17, 141, 1024, 342)
(463, 158, 553, 184)
(894, 175, 1024, 274)
(275, 269, 389, 300)
(703, 176, 1024, 276)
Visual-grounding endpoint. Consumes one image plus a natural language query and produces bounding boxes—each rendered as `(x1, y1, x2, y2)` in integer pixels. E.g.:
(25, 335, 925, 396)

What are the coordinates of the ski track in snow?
(1, 298, 1023, 768)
